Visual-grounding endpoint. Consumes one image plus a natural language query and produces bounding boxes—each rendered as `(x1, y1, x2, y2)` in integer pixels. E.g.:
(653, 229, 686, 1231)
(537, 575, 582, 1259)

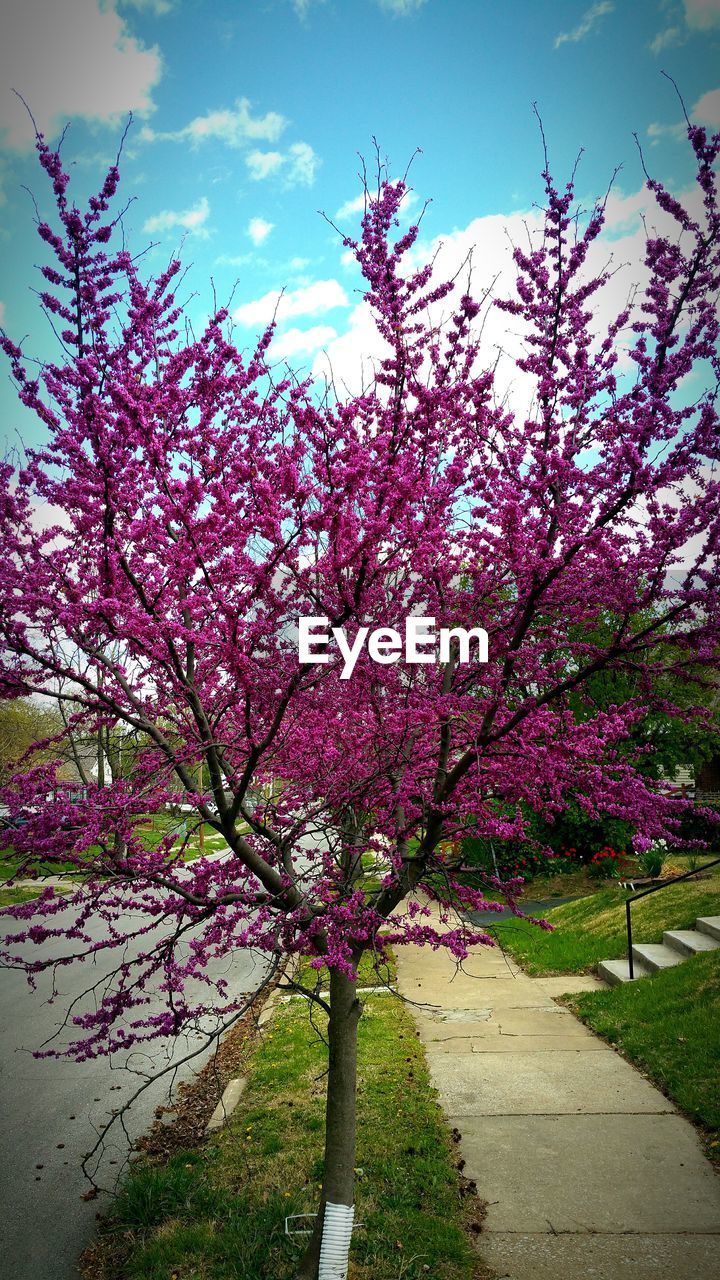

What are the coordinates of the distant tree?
(464, 620, 720, 870)
(0, 696, 67, 787)
(566, 614, 720, 782)
(543, 621, 720, 860)
(0, 119, 719, 1278)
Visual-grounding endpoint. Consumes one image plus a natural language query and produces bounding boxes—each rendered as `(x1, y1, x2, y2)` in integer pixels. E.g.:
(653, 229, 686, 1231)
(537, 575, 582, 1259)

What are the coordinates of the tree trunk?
(296, 965, 362, 1280)
(97, 728, 105, 788)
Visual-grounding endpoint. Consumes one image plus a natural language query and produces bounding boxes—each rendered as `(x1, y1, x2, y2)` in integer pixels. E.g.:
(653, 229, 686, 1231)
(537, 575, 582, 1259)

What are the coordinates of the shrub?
(587, 846, 624, 879)
(460, 834, 576, 881)
(636, 843, 666, 879)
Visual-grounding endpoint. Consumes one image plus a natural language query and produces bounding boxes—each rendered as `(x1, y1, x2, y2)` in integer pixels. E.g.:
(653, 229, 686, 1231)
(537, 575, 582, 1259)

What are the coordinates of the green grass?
(0, 816, 232, 884)
(127, 815, 232, 863)
(455, 863, 607, 903)
(293, 947, 397, 990)
(0, 886, 43, 907)
(459, 852, 720, 903)
(0, 846, 87, 880)
(567, 950, 720, 1156)
(99, 993, 487, 1280)
(494, 865, 720, 975)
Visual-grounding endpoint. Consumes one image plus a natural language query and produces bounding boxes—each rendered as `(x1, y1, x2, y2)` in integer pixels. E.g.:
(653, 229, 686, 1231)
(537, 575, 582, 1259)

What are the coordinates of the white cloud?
(376, 0, 428, 14)
(0, 300, 5, 325)
(28, 498, 72, 540)
(246, 149, 285, 181)
(335, 185, 416, 223)
(684, 0, 720, 28)
(246, 142, 320, 186)
(0, 0, 161, 149)
(651, 1, 720, 53)
(142, 96, 286, 147)
(233, 279, 349, 328)
(214, 252, 254, 268)
(601, 185, 653, 236)
(185, 101, 286, 145)
(247, 216, 274, 246)
(647, 86, 720, 146)
(315, 170, 710, 399)
(136, 92, 316, 188)
(216, 250, 312, 273)
(312, 300, 388, 393)
(335, 193, 367, 220)
(313, 212, 543, 398)
(649, 24, 683, 54)
(554, 1, 614, 48)
(119, 0, 177, 13)
(143, 195, 210, 238)
(290, 0, 327, 17)
(625, 465, 716, 573)
(694, 87, 720, 125)
(647, 120, 687, 145)
(287, 141, 319, 186)
(270, 324, 337, 360)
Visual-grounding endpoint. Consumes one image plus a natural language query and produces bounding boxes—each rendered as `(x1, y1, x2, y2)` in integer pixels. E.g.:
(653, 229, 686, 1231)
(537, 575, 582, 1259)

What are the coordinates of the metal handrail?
(625, 857, 720, 978)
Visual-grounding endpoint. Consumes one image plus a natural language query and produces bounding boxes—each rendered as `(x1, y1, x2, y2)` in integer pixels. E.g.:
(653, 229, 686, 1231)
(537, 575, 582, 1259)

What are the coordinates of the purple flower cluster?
(0, 121, 718, 1065)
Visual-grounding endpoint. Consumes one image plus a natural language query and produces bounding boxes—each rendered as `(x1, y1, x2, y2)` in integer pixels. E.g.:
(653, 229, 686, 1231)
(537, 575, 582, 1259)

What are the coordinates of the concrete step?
(663, 928, 720, 957)
(598, 917, 720, 987)
(631, 943, 685, 974)
(597, 957, 650, 986)
(696, 915, 720, 942)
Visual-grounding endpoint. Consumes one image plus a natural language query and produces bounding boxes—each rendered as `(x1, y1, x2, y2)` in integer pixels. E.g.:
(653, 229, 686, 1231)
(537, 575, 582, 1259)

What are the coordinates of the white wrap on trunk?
(317, 1201, 355, 1280)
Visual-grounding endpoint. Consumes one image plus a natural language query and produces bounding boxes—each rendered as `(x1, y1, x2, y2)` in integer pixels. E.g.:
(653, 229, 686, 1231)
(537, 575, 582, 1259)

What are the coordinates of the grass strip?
(0, 817, 232, 881)
(96, 991, 488, 1280)
(566, 949, 720, 1161)
(292, 947, 397, 990)
(0, 886, 42, 906)
(493, 868, 720, 974)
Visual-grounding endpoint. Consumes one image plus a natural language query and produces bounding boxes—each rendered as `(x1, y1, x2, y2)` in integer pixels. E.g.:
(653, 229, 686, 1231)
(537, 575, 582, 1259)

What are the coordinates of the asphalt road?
(0, 891, 267, 1280)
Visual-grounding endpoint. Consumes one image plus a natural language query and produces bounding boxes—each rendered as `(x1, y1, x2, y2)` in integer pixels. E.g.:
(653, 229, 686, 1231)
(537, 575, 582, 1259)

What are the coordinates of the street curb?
(205, 1077, 247, 1133)
(203, 967, 287, 1134)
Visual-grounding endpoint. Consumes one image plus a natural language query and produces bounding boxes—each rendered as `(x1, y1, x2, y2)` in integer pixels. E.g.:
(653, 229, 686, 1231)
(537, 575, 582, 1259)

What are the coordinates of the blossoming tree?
(1, 120, 719, 1278)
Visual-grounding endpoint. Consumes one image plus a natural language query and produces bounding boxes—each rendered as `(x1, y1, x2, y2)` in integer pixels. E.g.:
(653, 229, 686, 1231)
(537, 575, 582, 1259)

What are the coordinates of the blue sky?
(0, 0, 719, 446)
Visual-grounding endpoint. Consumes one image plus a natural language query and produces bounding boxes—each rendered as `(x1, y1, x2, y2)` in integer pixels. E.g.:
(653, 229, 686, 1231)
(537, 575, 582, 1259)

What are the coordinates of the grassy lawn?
(292, 948, 397, 991)
(492, 863, 720, 975)
(567, 949, 720, 1160)
(457, 850, 720, 903)
(0, 815, 233, 884)
(0, 886, 43, 907)
(138, 814, 232, 863)
(456, 863, 618, 902)
(0, 846, 87, 881)
(93, 992, 488, 1280)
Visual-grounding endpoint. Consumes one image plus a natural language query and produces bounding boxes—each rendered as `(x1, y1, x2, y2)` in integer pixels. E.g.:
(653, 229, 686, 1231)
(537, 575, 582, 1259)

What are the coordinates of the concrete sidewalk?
(395, 917, 720, 1280)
